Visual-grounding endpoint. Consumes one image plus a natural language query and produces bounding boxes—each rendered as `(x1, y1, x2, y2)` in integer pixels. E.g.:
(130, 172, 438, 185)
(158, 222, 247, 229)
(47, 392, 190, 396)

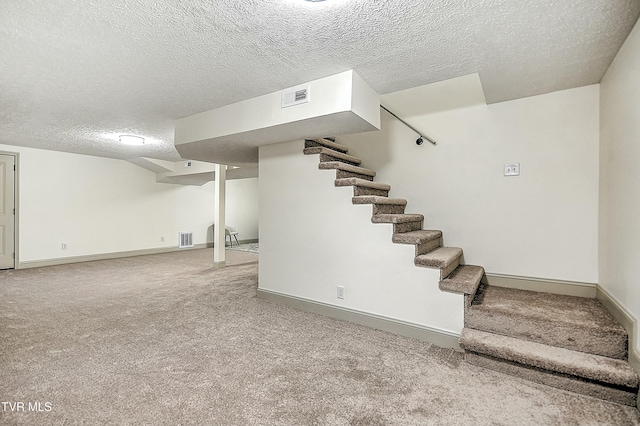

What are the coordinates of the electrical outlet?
(160, 236, 165, 242)
(337, 286, 345, 299)
(61, 243, 67, 250)
(504, 163, 520, 176)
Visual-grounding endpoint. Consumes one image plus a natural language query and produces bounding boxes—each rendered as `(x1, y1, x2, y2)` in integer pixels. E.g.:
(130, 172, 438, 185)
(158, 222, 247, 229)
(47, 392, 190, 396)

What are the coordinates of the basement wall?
(259, 140, 464, 336)
(219, 176, 259, 242)
(339, 85, 600, 284)
(599, 18, 640, 357)
(0, 144, 258, 265)
(258, 85, 599, 339)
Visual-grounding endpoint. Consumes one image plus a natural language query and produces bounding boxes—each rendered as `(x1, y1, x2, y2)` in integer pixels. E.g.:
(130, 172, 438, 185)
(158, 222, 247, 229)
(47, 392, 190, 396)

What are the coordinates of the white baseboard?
(257, 288, 461, 351)
(17, 239, 259, 270)
(596, 286, 640, 376)
(17, 244, 209, 269)
(485, 273, 597, 298)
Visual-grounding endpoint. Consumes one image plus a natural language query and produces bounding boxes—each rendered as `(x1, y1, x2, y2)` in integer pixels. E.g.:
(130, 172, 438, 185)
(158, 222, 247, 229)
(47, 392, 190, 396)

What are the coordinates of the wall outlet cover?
(504, 163, 520, 176)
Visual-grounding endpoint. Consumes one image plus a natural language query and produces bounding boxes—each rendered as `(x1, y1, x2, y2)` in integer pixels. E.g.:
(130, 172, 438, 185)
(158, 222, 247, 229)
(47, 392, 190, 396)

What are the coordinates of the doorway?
(0, 153, 16, 269)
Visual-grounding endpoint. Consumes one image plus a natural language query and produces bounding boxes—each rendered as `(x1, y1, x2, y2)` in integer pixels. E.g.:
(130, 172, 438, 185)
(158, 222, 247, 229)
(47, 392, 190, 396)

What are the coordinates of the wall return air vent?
(281, 85, 310, 108)
(179, 232, 194, 248)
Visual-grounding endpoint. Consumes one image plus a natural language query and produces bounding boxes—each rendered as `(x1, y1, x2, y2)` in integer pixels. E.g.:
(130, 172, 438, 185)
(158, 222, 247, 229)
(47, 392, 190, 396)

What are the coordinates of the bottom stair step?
(466, 353, 638, 407)
(466, 285, 629, 359)
(460, 328, 640, 406)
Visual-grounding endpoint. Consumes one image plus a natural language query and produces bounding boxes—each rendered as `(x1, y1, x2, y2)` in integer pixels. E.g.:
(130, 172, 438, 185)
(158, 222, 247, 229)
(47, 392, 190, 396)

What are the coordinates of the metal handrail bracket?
(380, 105, 437, 146)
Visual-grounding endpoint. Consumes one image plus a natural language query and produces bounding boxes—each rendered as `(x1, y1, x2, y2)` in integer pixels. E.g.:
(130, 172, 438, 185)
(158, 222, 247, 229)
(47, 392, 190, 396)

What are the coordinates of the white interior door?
(0, 154, 16, 269)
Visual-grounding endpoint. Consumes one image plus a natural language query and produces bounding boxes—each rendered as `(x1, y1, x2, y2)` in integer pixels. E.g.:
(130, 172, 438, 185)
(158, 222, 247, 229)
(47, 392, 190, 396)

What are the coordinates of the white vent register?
(179, 232, 194, 248)
(281, 85, 310, 108)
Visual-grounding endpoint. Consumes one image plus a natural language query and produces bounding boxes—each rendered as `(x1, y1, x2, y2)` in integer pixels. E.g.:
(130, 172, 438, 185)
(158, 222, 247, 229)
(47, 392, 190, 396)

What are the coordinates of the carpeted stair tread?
(352, 196, 407, 206)
(466, 352, 638, 407)
(371, 214, 423, 224)
(335, 178, 390, 191)
(319, 161, 376, 177)
(392, 230, 442, 245)
(303, 146, 362, 166)
(415, 247, 463, 279)
(305, 138, 348, 153)
(414, 247, 463, 268)
(460, 328, 640, 389)
(439, 265, 485, 295)
(466, 285, 629, 359)
(392, 229, 443, 257)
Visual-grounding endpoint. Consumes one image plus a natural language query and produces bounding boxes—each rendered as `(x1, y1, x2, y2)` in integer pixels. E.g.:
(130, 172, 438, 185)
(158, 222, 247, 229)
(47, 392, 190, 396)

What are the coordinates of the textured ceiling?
(1, 0, 639, 162)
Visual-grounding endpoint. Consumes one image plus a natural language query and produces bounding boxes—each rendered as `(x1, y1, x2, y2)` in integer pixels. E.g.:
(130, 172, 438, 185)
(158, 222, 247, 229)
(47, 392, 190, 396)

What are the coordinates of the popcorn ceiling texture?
(1, 0, 639, 161)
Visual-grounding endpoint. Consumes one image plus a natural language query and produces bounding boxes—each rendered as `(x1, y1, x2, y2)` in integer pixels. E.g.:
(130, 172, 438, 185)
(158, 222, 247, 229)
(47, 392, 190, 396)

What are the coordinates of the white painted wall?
(0, 144, 258, 264)
(259, 140, 463, 335)
(600, 19, 640, 355)
(225, 178, 259, 242)
(259, 86, 599, 337)
(339, 85, 600, 283)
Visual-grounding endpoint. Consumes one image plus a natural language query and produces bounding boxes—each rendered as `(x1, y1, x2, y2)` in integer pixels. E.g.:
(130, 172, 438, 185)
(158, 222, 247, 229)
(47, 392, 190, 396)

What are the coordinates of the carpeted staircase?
(304, 137, 640, 407)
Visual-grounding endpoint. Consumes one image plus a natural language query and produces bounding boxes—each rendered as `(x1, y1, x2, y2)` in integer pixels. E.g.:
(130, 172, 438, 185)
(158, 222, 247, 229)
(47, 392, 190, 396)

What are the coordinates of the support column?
(213, 163, 226, 267)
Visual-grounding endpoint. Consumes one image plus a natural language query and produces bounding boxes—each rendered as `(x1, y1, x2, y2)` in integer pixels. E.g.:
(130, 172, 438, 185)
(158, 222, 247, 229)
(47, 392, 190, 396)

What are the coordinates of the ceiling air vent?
(281, 85, 310, 108)
(179, 232, 194, 248)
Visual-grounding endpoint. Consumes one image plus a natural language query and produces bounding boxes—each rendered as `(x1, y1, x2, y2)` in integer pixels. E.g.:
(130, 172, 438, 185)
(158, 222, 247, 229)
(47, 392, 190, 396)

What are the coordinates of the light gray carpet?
(0, 249, 638, 425)
(227, 243, 259, 254)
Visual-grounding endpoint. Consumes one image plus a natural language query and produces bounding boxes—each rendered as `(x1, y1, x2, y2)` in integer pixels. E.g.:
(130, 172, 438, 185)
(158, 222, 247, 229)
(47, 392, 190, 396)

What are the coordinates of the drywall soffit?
(154, 162, 259, 185)
(174, 70, 380, 167)
(127, 157, 175, 173)
(174, 112, 377, 167)
(157, 171, 215, 186)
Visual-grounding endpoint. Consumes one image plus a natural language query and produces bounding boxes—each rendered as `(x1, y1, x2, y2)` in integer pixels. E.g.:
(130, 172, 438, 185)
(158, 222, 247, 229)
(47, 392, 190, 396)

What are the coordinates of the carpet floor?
(0, 249, 638, 425)
(227, 243, 259, 254)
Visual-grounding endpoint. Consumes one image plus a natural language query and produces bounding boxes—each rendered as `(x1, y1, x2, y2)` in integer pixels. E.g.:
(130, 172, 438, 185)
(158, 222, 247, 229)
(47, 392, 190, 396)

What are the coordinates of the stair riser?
(416, 238, 442, 256)
(336, 170, 374, 181)
(465, 312, 629, 360)
(319, 153, 360, 167)
(440, 265, 485, 295)
(441, 257, 461, 280)
(464, 294, 474, 313)
(372, 204, 406, 215)
(416, 256, 461, 278)
(353, 186, 389, 197)
(466, 352, 638, 407)
(393, 221, 423, 234)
